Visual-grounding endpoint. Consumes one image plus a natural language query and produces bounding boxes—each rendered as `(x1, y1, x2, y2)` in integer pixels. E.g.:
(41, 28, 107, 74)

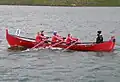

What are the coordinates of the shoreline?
(0, 0, 119, 7)
(0, 4, 120, 7)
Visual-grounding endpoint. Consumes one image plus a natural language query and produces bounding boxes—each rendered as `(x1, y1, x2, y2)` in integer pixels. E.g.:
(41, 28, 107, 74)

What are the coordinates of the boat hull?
(55, 41, 115, 52)
(6, 29, 36, 48)
(6, 29, 115, 52)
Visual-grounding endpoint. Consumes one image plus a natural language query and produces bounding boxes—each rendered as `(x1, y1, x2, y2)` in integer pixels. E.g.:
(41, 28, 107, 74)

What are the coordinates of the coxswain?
(96, 31, 103, 43)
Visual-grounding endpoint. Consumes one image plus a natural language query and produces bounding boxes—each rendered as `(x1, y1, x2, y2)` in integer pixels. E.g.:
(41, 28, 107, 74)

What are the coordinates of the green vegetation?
(0, 0, 120, 6)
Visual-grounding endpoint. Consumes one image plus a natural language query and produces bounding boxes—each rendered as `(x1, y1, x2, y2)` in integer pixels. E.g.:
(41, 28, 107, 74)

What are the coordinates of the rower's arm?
(55, 36, 63, 41)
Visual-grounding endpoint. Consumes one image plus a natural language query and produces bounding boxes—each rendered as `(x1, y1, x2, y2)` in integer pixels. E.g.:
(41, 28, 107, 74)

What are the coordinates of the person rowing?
(96, 31, 103, 43)
(51, 31, 64, 44)
(39, 30, 48, 40)
(35, 31, 47, 42)
(35, 31, 48, 48)
(66, 34, 79, 45)
(35, 32, 41, 43)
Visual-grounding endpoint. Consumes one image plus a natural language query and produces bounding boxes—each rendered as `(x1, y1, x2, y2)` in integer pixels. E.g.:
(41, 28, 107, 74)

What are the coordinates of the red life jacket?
(35, 33, 47, 43)
(52, 35, 57, 43)
(35, 35, 41, 42)
(66, 36, 79, 44)
(52, 35, 63, 43)
(66, 36, 72, 44)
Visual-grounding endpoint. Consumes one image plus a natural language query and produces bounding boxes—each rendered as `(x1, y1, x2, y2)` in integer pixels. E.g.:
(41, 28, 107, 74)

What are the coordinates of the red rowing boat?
(6, 29, 115, 52)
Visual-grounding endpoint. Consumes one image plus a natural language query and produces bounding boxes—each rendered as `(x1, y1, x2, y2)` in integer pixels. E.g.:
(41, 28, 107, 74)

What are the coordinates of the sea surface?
(0, 5, 120, 82)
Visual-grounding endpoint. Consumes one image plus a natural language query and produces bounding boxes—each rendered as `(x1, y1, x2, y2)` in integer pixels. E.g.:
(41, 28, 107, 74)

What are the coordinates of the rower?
(35, 31, 49, 43)
(39, 30, 47, 41)
(51, 31, 64, 44)
(66, 34, 79, 45)
(35, 31, 49, 48)
(96, 31, 103, 43)
(35, 32, 41, 43)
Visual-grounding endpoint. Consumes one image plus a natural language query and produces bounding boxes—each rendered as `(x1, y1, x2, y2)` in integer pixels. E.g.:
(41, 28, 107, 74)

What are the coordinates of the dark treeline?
(0, 0, 120, 6)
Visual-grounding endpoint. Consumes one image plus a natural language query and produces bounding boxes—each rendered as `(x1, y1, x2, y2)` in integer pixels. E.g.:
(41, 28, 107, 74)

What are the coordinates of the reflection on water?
(95, 52, 117, 57)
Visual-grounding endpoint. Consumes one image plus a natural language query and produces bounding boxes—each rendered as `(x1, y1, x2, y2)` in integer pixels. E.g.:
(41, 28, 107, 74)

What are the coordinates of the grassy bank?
(0, 0, 120, 6)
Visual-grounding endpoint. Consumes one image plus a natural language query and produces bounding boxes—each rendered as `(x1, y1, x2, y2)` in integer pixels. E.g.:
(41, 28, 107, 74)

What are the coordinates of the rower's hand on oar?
(71, 39, 79, 43)
(62, 41, 78, 52)
(63, 37, 66, 39)
(46, 37, 51, 39)
(72, 39, 80, 44)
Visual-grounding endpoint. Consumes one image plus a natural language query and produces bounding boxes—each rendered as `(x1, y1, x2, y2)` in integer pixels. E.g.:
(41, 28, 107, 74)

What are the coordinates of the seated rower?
(35, 31, 49, 47)
(36, 31, 47, 42)
(96, 31, 103, 43)
(66, 34, 79, 45)
(35, 32, 41, 43)
(51, 31, 64, 44)
(39, 30, 48, 41)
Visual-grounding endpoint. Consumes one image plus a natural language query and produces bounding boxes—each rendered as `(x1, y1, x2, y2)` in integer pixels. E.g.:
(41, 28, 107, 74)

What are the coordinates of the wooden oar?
(32, 39, 48, 49)
(22, 39, 48, 52)
(49, 41, 63, 48)
(62, 41, 78, 51)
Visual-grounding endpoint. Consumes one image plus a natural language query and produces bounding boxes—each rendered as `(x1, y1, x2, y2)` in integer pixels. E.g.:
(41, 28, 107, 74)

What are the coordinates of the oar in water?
(24, 39, 48, 52)
(62, 41, 78, 52)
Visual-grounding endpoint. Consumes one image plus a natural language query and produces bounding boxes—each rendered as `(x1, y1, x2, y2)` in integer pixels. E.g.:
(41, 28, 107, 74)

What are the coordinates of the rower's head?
(53, 31, 57, 35)
(68, 34, 71, 37)
(37, 32, 40, 35)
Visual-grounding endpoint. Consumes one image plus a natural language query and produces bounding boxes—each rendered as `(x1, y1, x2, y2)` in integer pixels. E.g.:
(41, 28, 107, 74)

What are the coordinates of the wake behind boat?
(6, 29, 115, 52)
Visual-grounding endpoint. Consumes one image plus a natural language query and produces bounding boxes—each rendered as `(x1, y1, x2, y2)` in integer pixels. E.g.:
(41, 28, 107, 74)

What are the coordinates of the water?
(0, 5, 120, 82)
